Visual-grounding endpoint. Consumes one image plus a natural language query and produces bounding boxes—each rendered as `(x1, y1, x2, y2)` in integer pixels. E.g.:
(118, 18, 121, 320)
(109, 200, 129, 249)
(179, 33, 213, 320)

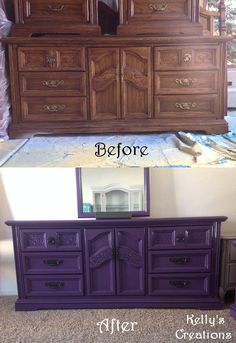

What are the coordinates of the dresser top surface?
(5, 216, 228, 228)
(2, 35, 232, 45)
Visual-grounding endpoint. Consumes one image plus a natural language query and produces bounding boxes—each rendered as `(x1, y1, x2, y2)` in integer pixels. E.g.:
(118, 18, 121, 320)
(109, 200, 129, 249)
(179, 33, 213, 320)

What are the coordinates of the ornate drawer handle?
(45, 282, 65, 289)
(183, 54, 192, 63)
(44, 259, 64, 267)
(43, 105, 66, 112)
(47, 237, 57, 245)
(48, 5, 65, 12)
(175, 78, 194, 87)
(169, 257, 190, 265)
(42, 80, 64, 88)
(176, 234, 186, 242)
(149, 3, 168, 11)
(169, 280, 191, 288)
(175, 102, 197, 110)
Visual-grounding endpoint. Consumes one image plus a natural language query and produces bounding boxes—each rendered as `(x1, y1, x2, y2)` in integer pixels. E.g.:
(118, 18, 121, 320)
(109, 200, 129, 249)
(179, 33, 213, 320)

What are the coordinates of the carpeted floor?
(0, 296, 235, 343)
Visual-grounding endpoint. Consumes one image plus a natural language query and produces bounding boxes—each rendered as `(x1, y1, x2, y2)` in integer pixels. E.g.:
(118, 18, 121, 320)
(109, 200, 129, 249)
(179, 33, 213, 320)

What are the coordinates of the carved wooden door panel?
(84, 229, 115, 295)
(116, 228, 145, 295)
(121, 47, 152, 119)
(88, 48, 120, 120)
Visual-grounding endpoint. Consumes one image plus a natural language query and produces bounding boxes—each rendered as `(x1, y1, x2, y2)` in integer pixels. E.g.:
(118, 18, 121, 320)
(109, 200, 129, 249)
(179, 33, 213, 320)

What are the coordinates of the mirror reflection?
(76, 168, 149, 217)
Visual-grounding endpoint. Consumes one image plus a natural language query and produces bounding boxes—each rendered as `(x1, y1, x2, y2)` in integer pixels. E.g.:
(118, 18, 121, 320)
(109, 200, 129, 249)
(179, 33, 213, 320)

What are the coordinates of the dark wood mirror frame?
(75, 168, 150, 218)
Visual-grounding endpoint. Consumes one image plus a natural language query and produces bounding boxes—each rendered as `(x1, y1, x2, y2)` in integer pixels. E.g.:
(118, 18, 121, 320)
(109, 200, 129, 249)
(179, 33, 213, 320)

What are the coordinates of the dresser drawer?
(22, 0, 89, 23)
(230, 241, 236, 262)
(155, 95, 219, 118)
(155, 71, 218, 95)
(148, 226, 212, 250)
(18, 47, 86, 71)
(20, 229, 82, 251)
(20, 72, 87, 97)
(21, 97, 87, 122)
(24, 275, 83, 297)
(149, 273, 210, 296)
(148, 250, 211, 273)
(22, 252, 83, 274)
(127, 0, 191, 22)
(155, 46, 220, 70)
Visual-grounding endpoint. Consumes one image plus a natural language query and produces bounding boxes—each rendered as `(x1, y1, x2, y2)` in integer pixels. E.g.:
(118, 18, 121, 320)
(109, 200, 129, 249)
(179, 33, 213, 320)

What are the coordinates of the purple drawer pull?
(176, 234, 186, 242)
(47, 237, 57, 245)
(169, 257, 190, 265)
(169, 280, 191, 288)
(44, 259, 64, 267)
(45, 281, 65, 289)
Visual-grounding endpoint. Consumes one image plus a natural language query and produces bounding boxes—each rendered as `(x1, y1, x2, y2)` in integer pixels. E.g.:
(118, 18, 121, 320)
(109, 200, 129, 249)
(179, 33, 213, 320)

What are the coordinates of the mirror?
(76, 168, 150, 218)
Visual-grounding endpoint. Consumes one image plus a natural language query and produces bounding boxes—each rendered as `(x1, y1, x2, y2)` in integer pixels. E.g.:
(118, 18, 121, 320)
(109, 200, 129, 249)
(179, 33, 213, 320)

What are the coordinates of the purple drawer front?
(20, 229, 81, 251)
(24, 275, 83, 297)
(148, 226, 212, 250)
(22, 252, 82, 274)
(149, 273, 210, 296)
(148, 250, 211, 273)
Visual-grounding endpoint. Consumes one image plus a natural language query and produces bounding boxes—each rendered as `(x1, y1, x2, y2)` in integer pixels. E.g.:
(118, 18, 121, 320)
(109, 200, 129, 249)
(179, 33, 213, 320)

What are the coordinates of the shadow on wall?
(0, 172, 16, 295)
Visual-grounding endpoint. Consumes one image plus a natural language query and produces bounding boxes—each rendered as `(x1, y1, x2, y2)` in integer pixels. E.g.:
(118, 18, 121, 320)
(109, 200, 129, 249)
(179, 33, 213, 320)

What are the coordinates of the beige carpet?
(0, 297, 235, 343)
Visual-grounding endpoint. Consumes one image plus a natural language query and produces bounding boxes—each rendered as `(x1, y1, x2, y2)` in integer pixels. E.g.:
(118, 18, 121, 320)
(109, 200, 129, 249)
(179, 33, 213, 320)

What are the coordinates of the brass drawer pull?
(183, 54, 192, 63)
(149, 3, 168, 11)
(175, 78, 194, 87)
(175, 102, 197, 110)
(42, 80, 64, 88)
(43, 104, 66, 112)
(48, 5, 65, 12)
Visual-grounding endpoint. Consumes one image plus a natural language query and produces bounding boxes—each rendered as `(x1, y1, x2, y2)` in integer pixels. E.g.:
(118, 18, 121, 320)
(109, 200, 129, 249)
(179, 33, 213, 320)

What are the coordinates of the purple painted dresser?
(230, 242, 236, 319)
(6, 216, 227, 311)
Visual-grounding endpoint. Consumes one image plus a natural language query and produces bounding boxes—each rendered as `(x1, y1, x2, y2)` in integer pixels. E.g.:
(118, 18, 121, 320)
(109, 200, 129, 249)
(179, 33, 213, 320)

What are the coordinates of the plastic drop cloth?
(0, 4, 12, 140)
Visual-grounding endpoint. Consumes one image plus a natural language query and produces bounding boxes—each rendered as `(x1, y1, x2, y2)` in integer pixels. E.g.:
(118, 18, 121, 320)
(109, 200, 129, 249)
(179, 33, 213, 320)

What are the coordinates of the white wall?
(0, 167, 236, 295)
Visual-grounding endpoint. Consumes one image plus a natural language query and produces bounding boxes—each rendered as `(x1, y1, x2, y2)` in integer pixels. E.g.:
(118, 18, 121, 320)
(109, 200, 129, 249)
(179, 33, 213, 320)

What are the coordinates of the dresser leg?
(219, 287, 225, 300)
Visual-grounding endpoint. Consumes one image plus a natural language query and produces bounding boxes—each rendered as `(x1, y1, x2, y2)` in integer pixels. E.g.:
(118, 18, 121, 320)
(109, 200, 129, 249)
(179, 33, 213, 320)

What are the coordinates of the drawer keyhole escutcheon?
(44, 259, 64, 267)
(47, 237, 57, 245)
(175, 79, 194, 87)
(43, 105, 66, 112)
(45, 56, 57, 66)
(42, 80, 64, 88)
(45, 282, 65, 289)
(169, 280, 191, 288)
(48, 5, 65, 12)
(175, 102, 197, 110)
(183, 54, 192, 63)
(149, 3, 168, 11)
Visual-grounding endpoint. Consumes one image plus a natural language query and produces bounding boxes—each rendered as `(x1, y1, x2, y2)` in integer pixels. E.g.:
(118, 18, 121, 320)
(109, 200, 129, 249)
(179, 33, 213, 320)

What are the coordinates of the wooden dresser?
(6, 216, 227, 311)
(3, 0, 231, 137)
